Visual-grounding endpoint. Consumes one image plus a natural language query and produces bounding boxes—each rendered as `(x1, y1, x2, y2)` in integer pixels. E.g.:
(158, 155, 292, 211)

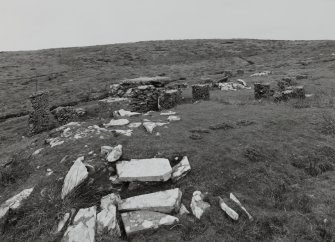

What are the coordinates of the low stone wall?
(98, 98, 131, 118)
(158, 89, 182, 110)
(192, 84, 210, 101)
(129, 85, 162, 113)
(51, 106, 86, 125)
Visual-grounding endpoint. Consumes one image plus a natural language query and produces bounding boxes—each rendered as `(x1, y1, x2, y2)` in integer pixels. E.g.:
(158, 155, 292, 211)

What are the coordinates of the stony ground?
(1, 39, 335, 241)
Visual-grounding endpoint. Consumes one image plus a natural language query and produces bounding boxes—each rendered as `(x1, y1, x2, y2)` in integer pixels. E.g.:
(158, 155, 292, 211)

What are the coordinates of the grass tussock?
(320, 112, 335, 135)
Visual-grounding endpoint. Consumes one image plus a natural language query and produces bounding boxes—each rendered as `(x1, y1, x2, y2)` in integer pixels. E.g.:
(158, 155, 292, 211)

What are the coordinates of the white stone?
(0, 188, 34, 221)
(106, 145, 122, 163)
(116, 158, 172, 182)
(119, 188, 182, 213)
(115, 109, 140, 117)
(97, 194, 121, 236)
(179, 203, 190, 215)
(219, 197, 239, 220)
(160, 111, 177, 116)
(128, 122, 142, 129)
(47, 137, 64, 147)
(32, 148, 43, 156)
(143, 122, 168, 134)
(121, 211, 179, 237)
(57, 212, 70, 232)
(112, 129, 133, 137)
(230, 193, 253, 221)
(101, 146, 113, 156)
(190, 191, 210, 219)
(171, 156, 191, 182)
(61, 157, 88, 199)
(104, 119, 129, 127)
(62, 206, 96, 242)
(250, 71, 271, 77)
(167, 115, 181, 122)
(236, 79, 247, 86)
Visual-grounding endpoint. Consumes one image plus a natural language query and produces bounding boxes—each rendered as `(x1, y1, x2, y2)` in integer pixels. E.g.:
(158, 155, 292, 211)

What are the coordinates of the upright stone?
(158, 89, 182, 110)
(192, 84, 210, 102)
(28, 91, 56, 134)
(254, 83, 271, 99)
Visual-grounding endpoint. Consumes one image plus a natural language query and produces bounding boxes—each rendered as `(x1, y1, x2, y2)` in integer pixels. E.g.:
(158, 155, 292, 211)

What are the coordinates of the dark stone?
(192, 84, 210, 102)
(254, 83, 271, 99)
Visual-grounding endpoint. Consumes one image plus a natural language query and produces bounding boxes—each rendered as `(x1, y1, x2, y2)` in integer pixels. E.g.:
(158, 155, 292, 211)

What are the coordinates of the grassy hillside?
(1, 39, 335, 241)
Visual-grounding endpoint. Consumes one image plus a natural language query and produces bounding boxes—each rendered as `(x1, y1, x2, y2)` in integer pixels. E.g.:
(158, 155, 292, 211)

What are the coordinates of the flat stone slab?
(97, 194, 121, 237)
(61, 157, 88, 199)
(62, 206, 96, 242)
(116, 158, 172, 182)
(119, 188, 182, 213)
(104, 119, 130, 127)
(121, 211, 179, 237)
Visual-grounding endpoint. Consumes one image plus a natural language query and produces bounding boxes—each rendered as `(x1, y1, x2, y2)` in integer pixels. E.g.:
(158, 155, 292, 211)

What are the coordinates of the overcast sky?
(0, 0, 334, 51)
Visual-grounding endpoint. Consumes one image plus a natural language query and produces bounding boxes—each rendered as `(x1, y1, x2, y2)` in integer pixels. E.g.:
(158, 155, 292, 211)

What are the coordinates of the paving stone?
(116, 158, 172, 182)
(119, 188, 182, 214)
(121, 211, 179, 237)
(62, 206, 96, 242)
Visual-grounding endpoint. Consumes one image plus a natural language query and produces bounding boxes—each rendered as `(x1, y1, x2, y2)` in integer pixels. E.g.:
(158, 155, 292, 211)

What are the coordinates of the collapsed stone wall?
(51, 106, 86, 125)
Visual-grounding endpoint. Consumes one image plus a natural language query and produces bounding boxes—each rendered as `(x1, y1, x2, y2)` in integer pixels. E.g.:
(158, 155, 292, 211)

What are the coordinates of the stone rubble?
(61, 156, 88, 199)
(143, 121, 168, 134)
(62, 206, 97, 242)
(171, 156, 191, 182)
(114, 109, 141, 117)
(167, 115, 181, 122)
(230, 193, 253, 221)
(116, 158, 172, 182)
(128, 122, 142, 129)
(121, 210, 179, 237)
(190, 191, 210, 219)
(219, 197, 239, 221)
(106, 145, 122, 163)
(119, 188, 182, 214)
(179, 203, 191, 215)
(101, 146, 113, 156)
(97, 194, 121, 237)
(160, 111, 177, 116)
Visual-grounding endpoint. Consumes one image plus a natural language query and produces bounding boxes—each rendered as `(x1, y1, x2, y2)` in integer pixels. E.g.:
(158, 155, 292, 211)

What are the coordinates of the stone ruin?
(28, 91, 56, 134)
(254, 83, 272, 99)
(192, 84, 210, 101)
(108, 76, 182, 113)
(51, 106, 86, 125)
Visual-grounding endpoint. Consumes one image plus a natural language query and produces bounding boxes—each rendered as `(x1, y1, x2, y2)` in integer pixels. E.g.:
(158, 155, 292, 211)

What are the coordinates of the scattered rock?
(61, 156, 88, 199)
(46, 137, 64, 147)
(97, 194, 121, 237)
(167, 115, 181, 122)
(219, 197, 239, 221)
(160, 111, 177, 116)
(32, 148, 43, 156)
(116, 158, 172, 182)
(106, 145, 122, 163)
(0, 188, 34, 223)
(121, 211, 179, 237)
(104, 119, 130, 127)
(230, 193, 253, 221)
(112, 129, 133, 137)
(114, 109, 140, 117)
(190, 191, 210, 219)
(101, 146, 113, 156)
(143, 122, 168, 134)
(171, 156, 191, 182)
(98, 98, 131, 118)
(119, 188, 182, 214)
(128, 122, 142, 129)
(62, 206, 97, 242)
(179, 203, 190, 216)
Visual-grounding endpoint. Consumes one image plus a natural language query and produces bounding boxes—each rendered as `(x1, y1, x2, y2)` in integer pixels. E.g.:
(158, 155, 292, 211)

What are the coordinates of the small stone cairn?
(28, 91, 56, 134)
(192, 84, 210, 101)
